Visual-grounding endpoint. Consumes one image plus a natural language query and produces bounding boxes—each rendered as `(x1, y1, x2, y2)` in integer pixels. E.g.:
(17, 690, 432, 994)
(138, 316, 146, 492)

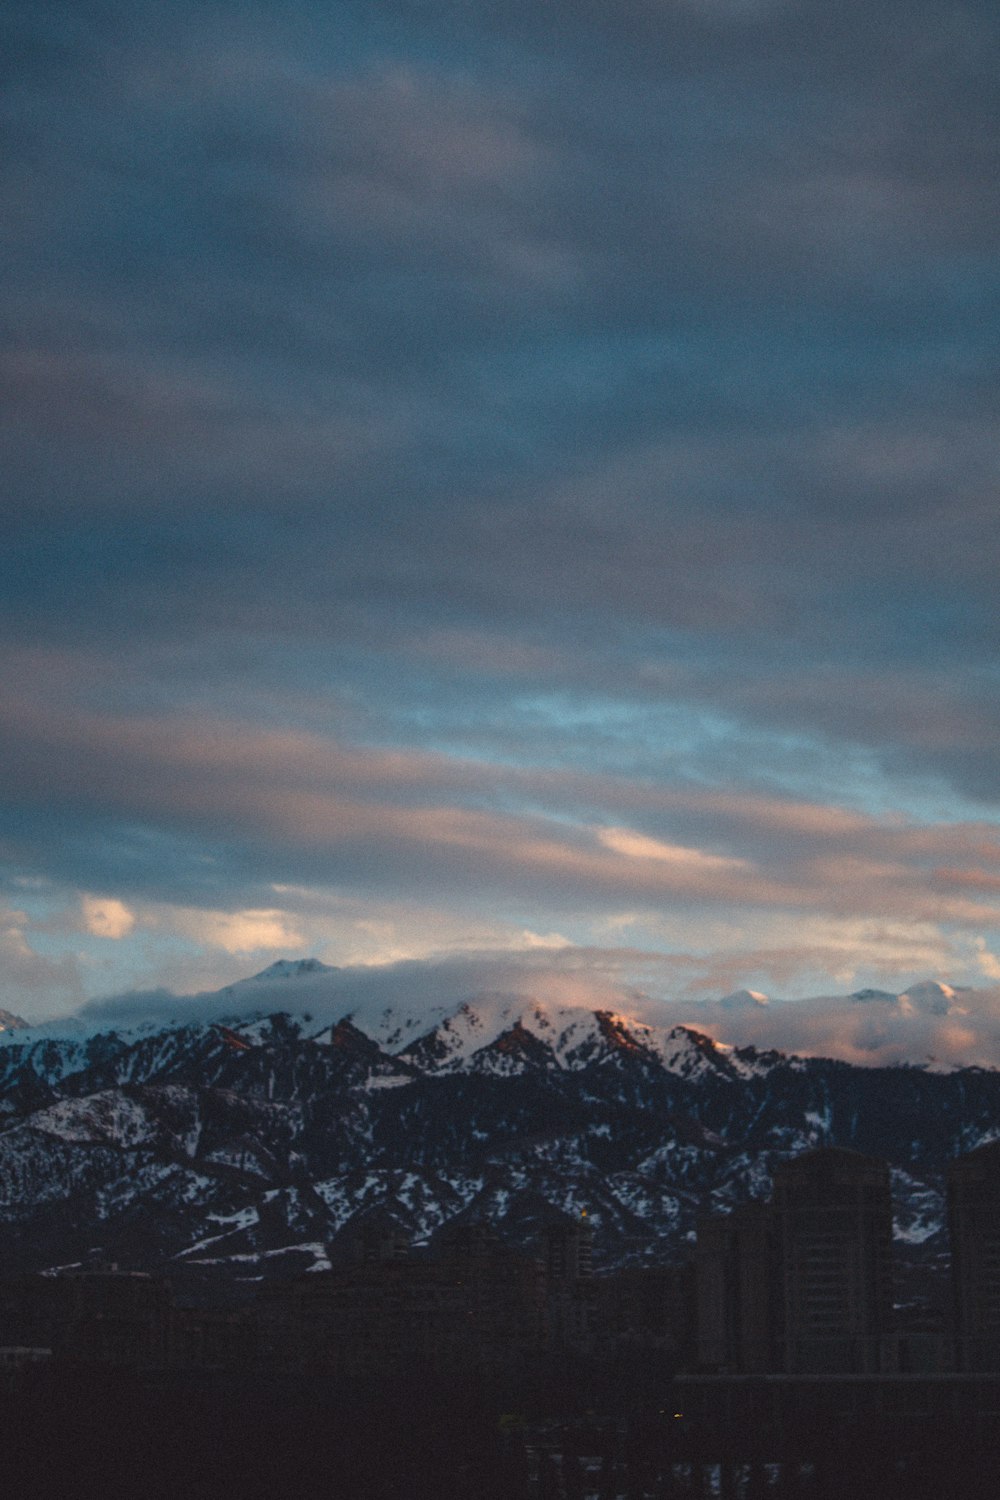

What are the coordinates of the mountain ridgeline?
(0, 965, 997, 1289)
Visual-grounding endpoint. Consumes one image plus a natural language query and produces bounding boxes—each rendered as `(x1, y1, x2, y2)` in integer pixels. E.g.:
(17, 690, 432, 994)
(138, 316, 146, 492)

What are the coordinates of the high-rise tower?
(948, 1141, 1000, 1372)
(695, 1201, 775, 1372)
(772, 1147, 894, 1373)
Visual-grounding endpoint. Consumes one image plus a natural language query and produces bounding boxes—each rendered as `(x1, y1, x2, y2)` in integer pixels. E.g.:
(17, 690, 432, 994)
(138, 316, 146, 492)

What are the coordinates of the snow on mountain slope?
(0, 1008, 991, 1286)
(660, 1025, 755, 1081)
(0, 964, 995, 1286)
(384, 993, 785, 1080)
(31, 1090, 162, 1148)
(394, 1000, 674, 1075)
(719, 989, 769, 1009)
(899, 980, 969, 1014)
(0, 1027, 140, 1104)
(245, 959, 337, 984)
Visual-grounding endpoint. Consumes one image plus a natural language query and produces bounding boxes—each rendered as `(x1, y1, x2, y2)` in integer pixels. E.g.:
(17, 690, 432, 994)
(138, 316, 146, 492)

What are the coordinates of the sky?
(3, 0, 1000, 1035)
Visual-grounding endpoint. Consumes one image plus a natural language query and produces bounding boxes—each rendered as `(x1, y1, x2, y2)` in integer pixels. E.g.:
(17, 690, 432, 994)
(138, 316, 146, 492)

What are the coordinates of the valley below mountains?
(0, 962, 996, 1301)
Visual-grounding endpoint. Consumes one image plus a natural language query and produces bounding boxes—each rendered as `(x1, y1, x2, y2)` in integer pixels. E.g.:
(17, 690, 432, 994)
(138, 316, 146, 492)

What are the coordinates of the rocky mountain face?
(0, 974, 996, 1297)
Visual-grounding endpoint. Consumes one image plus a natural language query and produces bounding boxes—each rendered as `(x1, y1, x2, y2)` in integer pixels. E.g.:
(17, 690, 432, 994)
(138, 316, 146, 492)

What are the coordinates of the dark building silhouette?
(544, 1212, 595, 1351)
(0, 1267, 259, 1372)
(544, 1213, 593, 1282)
(591, 1262, 694, 1365)
(772, 1147, 895, 1373)
(168, 1304, 255, 1371)
(695, 1200, 775, 1372)
(0, 1266, 172, 1367)
(695, 1148, 896, 1374)
(439, 1222, 547, 1367)
(347, 1213, 412, 1267)
(256, 1223, 546, 1377)
(948, 1140, 1000, 1372)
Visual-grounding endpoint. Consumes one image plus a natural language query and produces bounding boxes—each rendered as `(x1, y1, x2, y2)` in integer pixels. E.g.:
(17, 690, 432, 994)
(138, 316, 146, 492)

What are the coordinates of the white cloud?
(598, 826, 745, 871)
(81, 895, 136, 940)
(0, 903, 84, 1016)
(972, 937, 1000, 980)
(520, 930, 573, 950)
(157, 905, 306, 955)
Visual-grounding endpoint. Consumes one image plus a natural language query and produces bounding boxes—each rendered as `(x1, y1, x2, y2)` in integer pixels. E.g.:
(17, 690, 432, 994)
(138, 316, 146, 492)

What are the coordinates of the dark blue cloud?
(2, 0, 999, 1007)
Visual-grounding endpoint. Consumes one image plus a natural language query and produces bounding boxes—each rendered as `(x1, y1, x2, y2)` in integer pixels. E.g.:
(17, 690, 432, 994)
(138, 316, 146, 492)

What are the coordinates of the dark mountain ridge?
(0, 998, 994, 1293)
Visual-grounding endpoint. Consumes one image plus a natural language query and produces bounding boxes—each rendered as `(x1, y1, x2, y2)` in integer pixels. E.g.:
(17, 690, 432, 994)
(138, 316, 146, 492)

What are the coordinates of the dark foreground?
(5, 1365, 1000, 1499)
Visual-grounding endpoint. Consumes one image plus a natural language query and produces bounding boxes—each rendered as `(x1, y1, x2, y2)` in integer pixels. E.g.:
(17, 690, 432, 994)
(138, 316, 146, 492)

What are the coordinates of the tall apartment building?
(948, 1140, 1000, 1372)
(772, 1147, 894, 1374)
(695, 1200, 775, 1372)
(545, 1214, 593, 1283)
(544, 1213, 595, 1352)
(696, 1147, 895, 1374)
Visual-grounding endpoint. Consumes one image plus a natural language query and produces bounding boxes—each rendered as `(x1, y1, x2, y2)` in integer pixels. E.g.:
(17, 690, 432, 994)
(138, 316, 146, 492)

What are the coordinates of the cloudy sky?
(3, 0, 999, 1028)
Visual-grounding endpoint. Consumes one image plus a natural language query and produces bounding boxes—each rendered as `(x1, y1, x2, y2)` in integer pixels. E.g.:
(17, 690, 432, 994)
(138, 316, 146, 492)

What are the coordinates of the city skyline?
(3, 0, 999, 1028)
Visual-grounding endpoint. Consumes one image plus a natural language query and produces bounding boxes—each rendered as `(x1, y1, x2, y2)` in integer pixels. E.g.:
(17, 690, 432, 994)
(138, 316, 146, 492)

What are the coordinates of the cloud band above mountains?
(56, 951, 1000, 1072)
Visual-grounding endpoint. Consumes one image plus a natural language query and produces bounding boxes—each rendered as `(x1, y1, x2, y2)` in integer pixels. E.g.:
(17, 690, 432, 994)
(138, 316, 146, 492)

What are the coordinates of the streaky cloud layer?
(2, 0, 998, 1016)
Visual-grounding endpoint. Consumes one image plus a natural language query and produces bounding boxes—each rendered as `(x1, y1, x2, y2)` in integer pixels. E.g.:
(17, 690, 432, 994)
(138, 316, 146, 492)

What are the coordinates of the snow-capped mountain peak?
(900, 980, 967, 1015)
(719, 988, 769, 1009)
(248, 958, 337, 983)
(0, 965, 995, 1294)
(661, 1024, 739, 1080)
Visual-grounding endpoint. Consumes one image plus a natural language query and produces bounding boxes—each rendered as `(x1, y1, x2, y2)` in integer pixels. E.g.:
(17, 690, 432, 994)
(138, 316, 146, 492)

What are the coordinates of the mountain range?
(0, 960, 995, 1302)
